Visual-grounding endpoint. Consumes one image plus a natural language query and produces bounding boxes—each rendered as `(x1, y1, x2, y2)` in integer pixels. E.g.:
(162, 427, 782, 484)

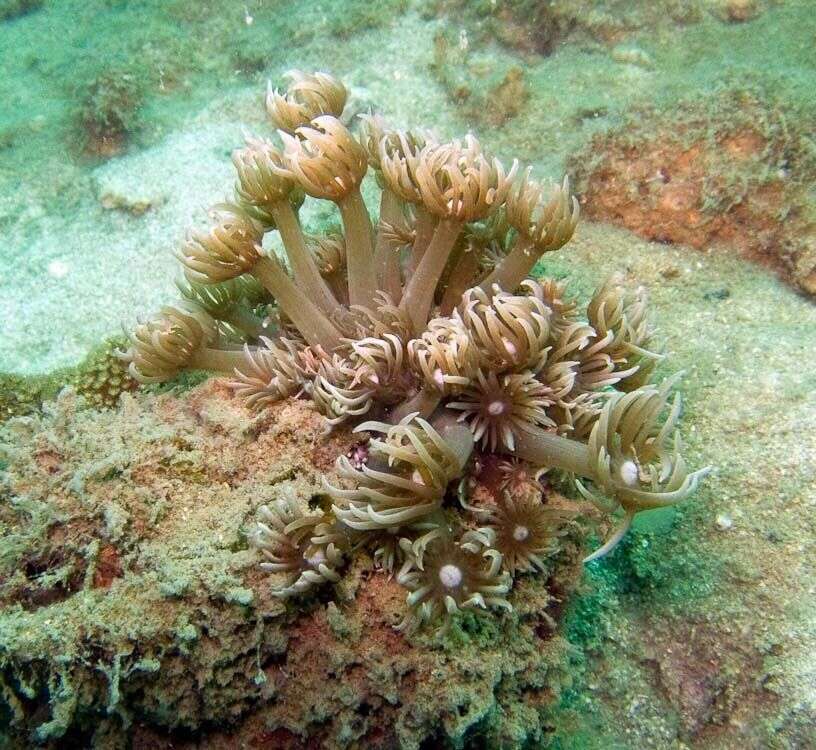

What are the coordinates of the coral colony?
(120, 71, 709, 633)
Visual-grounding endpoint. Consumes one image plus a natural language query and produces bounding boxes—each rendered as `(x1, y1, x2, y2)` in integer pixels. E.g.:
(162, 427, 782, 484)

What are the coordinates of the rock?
(568, 87, 816, 296)
(98, 188, 156, 215)
(716, 513, 733, 531)
(720, 0, 760, 23)
(611, 45, 653, 68)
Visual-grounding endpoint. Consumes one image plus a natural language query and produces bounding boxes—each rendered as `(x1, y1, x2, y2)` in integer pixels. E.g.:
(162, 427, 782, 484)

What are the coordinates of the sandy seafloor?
(1, 0, 815, 747)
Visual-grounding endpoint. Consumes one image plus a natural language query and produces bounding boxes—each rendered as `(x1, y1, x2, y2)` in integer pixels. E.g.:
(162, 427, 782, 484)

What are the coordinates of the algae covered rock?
(0, 382, 581, 748)
(568, 85, 816, 295)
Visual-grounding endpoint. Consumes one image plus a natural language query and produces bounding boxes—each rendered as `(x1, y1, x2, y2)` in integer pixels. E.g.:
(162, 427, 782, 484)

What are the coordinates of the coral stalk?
(251, 256, 342, 350)
(270, 199, 342, 318)
(374, 188, 404, 301)
(479, 236, 536, 293)
(337, 188, 378, 307)
(187, 347, 249, 374)
(407, 206, 437, 275)
(511, 425, 592, 477)
(390, 386, 443, 423)
(400, 217, 463, 334)
(429, 410, 475, 471)
(439, 244, 480, 314)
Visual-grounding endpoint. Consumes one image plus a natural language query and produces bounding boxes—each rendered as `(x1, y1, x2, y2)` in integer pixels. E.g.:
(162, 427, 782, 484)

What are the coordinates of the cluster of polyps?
(119, 71, 709, 632)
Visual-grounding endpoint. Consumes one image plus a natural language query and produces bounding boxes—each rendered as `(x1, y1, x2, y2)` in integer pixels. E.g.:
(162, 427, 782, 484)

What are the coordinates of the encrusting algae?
(119, 70, 710, 633)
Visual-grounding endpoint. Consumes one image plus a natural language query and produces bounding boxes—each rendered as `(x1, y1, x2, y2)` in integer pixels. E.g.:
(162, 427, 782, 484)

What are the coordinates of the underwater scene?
(1, 0, 814, 747)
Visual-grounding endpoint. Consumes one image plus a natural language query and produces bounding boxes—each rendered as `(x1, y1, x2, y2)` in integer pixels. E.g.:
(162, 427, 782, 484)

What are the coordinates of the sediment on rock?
(0, 382, 582, 748)
(568, 86, 816, 295)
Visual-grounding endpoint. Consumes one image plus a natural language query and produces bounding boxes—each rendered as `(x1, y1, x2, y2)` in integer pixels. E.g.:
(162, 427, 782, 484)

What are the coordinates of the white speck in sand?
(47, 260, 70, 279)
(716, 514, 733, 531)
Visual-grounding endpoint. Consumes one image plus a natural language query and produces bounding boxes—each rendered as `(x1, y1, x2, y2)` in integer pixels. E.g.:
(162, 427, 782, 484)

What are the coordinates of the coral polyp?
(266, 69, 348, 133)
(329, 414, 472, 530)
(469, 486, 576, 576)
(249, 488, 345, 598)
(396, 527, 512, 633)
(447, 370, 555, 451)
(120, 70, 710, 632)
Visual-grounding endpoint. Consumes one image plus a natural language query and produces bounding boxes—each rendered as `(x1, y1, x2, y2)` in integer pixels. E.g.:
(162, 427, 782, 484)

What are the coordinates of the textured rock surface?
(0, 381, 581, 748)
(569, 88, 816, 295)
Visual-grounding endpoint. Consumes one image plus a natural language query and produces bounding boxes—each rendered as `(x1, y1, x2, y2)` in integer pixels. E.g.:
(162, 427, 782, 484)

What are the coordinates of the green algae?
(552, 511, 721, 748)
(0, 0, 40, 22)
(0, 371, 64, 422)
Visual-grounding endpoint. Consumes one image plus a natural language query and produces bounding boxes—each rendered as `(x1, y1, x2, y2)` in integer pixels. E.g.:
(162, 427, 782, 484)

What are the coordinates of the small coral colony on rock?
(119, 71, 710, 633)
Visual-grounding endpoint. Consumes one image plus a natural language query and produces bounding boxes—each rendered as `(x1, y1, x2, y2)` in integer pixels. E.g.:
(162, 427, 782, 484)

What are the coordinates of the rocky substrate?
(568, 87, 816, 296)
(0, 382, 581, 749)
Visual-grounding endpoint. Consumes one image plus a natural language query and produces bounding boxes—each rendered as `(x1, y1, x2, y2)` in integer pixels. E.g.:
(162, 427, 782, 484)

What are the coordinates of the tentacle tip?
(582, 537, 623, 565)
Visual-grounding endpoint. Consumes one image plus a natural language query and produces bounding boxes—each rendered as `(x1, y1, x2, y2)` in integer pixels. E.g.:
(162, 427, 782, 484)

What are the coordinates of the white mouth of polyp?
(488, 399, 506, 416)
(438, 563, 463, 589)
(513, 524, 530, 542)
(619, 459, 639, 487)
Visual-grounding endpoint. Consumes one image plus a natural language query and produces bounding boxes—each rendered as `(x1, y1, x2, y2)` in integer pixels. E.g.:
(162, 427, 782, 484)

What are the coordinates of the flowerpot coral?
(120, 70, 710, 633)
